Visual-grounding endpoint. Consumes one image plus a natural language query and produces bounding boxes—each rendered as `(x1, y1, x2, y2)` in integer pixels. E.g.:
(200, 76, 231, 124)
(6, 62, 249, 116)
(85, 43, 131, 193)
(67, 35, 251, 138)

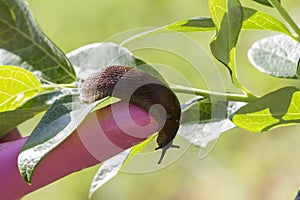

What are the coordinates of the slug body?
(79, 66, 181, 150)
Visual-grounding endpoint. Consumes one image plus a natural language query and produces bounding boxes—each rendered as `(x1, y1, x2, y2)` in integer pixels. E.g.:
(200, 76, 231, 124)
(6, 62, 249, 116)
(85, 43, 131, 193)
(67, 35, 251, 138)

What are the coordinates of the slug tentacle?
(79, 66, 181, 152)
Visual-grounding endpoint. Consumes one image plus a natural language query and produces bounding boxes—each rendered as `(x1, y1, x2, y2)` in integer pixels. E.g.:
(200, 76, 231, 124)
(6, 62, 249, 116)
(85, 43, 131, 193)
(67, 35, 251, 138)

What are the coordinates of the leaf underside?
(248, 34, 300, 79)
(67, 42, 166, 82)
(88, 135, 156, 198)
(179, 97, 245, 148)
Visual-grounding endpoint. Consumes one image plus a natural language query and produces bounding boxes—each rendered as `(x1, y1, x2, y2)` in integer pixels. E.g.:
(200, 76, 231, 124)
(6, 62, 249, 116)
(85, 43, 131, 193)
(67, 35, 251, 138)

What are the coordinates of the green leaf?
(242, 7, 291, 36)
(209, 0, 226, 30)
(18, 94, 104, 183)
(122, 134, 157, 167)
(88, 135, 156, 198)
(248, 34, 300, 79)
(181, 98, 228, 124)
(67, 42, 166, 83)
(164, 17, 215, 32)
(160, 7, 291, 37)
(252, 0, 280, 7)
(0, 65, 44, 112)
(209, 0, 243, 85)
(0, 91, 62, 138)
(0, 0, 76, 83)
(232, 86, 300, 132)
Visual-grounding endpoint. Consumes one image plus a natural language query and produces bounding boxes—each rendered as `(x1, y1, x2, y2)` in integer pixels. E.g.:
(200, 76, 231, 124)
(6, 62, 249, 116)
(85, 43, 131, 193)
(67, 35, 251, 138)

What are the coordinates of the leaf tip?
(88, 192, 94, 199)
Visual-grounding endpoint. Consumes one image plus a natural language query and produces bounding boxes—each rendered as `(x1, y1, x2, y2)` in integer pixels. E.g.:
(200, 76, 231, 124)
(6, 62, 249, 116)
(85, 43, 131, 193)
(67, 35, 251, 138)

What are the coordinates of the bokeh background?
(19, 0, 300, 199)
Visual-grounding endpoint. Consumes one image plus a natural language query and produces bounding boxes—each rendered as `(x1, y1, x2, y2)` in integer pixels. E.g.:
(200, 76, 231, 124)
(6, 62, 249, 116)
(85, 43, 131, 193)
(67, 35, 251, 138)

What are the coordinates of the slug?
(78, 66, 181, 163)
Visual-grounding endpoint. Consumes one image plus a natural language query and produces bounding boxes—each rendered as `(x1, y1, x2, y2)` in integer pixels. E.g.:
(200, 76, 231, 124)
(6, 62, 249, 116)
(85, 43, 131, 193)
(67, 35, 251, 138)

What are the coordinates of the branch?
(170, 84, 258, 102)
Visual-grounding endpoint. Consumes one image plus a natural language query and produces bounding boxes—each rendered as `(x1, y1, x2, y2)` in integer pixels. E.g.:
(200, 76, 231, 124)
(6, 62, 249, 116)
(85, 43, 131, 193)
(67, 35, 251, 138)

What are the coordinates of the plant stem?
(232, 78, 258, 101)
(170, 84, 258, 102)
(42, 83, 77, 91)
(269, 0, 300, 41)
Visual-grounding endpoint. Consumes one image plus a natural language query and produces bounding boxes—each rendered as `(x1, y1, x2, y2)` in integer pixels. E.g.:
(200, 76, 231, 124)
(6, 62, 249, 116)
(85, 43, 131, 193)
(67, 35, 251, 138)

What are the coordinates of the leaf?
(122, 134, 157, 167)
(159, 7, 291, 37)
(181, 98, 228, 124)
(67, 43, 136, 79)
(88, 134, 156, 197)
(134, 58, 166, 83)
(178, 96, 245, 149)
(251, 0, 280, 7)
(297, 58, 300, 78)
(0, 65, 44, 112)
(164, 17, 215, 32)
(89, 149, 131, 198)
(242, 7, 291, 36)
(179, 99, 245, 158)
(232, 86, 300, 132)
(0, 0, 76, 83)
(248, 34, 300, 79)
(67, 42, 166, 82)
(18, 94, 104, 183)
(209, 0, 243, 85)
(209, 0, 226, 30)
(0, 49, 28, 66)
(0, 91, 63, 138)
(294, 190, 300, 200)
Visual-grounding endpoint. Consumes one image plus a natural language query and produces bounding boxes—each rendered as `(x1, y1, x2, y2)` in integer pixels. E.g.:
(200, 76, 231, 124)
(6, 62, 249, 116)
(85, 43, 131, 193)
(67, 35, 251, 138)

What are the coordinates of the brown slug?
(78, 66, 181, 161)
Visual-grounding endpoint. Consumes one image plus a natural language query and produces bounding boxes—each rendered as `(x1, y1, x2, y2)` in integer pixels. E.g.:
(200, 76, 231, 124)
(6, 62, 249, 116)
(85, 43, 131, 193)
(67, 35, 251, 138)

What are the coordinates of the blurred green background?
(21, 0, 300, 199)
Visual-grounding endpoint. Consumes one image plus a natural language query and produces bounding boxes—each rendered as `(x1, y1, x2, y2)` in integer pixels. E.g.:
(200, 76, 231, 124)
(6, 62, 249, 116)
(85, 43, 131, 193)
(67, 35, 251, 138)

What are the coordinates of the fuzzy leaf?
(179, 96, 245, 149)
(89, 135, 156, 197)
(89, 149, 131, 198)
(248, 34, 300, 79)
(67, 42, 165, 82)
